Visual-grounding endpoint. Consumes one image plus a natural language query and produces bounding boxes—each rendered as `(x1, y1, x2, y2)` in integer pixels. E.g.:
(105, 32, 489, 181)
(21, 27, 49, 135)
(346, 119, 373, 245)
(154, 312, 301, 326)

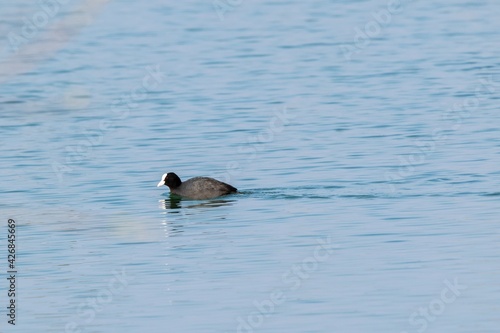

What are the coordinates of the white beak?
(157, 173, 168, 187)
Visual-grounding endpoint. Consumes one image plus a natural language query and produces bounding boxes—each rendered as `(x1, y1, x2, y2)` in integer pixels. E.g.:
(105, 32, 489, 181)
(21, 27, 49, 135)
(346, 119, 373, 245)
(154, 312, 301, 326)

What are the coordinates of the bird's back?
(173, 177, 237, 200)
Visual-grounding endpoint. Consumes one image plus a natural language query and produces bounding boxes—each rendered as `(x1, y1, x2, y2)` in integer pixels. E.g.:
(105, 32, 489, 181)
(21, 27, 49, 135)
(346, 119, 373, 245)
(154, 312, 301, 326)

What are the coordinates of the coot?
(157, 172, 237, 200)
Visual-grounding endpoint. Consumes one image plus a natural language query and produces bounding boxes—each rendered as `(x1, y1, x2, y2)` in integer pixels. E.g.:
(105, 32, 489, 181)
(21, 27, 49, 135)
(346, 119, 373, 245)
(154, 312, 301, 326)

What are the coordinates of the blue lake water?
(1, 0, 499, 332)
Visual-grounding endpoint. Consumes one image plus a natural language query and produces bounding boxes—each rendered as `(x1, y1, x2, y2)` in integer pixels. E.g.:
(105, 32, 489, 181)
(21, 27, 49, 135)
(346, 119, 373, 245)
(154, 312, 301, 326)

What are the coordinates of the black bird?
(157, 172, 237, 200)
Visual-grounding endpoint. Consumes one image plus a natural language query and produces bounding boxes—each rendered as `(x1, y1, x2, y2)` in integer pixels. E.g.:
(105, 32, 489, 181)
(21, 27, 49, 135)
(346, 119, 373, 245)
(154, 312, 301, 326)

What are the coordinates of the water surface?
(1, 0, 499, 332)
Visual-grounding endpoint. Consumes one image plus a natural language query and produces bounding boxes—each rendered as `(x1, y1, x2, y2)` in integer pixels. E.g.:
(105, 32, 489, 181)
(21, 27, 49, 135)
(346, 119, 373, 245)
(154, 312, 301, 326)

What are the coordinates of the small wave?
(242, 186, 387, 200)
(482, 192, 500, 197)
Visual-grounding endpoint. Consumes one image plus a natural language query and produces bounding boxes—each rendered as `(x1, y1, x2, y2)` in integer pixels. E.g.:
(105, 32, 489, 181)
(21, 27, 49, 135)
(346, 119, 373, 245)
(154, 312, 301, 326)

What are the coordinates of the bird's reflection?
(158, 195, 236, 238)
(161, 195, 183, 209)
(159, 195, 236, 210)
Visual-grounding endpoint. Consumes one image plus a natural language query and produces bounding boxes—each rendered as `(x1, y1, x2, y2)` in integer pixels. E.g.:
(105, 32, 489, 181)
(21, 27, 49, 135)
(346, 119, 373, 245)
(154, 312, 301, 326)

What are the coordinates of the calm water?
(1, 0, 499, 332)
